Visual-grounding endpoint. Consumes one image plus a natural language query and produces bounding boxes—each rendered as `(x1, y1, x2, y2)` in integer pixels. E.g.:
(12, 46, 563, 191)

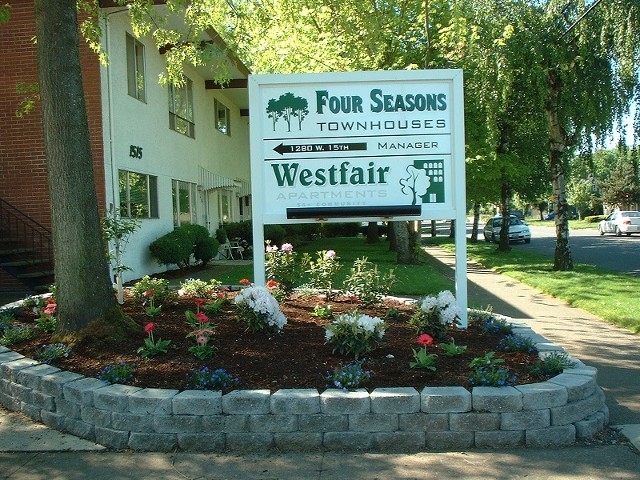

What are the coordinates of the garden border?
(0, 316, 608, 452)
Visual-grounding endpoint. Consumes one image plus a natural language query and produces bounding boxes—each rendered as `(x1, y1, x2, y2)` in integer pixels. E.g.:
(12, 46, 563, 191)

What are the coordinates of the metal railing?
(0, 198, 53, 288)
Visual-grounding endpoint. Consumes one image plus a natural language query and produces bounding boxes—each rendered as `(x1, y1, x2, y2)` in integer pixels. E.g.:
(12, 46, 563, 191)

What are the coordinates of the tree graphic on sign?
(400, 165, 431, 205)
(266, 92, 309, 132)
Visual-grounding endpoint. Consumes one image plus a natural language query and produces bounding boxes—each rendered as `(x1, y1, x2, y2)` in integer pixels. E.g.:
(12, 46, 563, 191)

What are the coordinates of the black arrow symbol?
(273, 142, 367, 155)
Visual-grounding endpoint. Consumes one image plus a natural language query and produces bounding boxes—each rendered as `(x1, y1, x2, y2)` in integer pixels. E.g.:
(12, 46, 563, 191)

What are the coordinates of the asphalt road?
(522, 225, 640, 276)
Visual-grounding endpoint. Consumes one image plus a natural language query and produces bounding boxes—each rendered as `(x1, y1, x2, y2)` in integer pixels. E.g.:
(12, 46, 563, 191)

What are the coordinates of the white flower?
(437, 290, 456, 308)
(420, 296, 438, 313)
(265, 245, 278, 253)
(324, 250, 336, 259)
(235, 285, 287, 331)
(281, 243, 293, 253)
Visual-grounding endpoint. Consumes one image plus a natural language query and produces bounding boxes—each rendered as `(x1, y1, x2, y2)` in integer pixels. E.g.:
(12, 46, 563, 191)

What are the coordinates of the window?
(172, 180, 198, 226)
(119, 170, 158, 218)
(169, 78, 195, 138)
(214, 99, 230, 135)
(126, 34, 146, 102)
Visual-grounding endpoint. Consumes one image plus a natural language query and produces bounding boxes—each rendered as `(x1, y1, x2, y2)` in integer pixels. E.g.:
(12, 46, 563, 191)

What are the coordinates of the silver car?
(598, 211, 640, 236)
(483, 215, 531, 244)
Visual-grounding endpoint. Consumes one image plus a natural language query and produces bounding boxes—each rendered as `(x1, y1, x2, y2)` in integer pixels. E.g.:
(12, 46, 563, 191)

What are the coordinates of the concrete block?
(153, 414, 203, 433)
(129, 388, 179, 415)
(63, 417, 95, 441)
(450, 412, 501, 431)
(270, 389, 320, 414)
(548, 373, 596, 402)
(222, 389, 270, 414)
(40, 370, 84, 398)
(40, 410, 65, 430)
(472, 386, 522, 412)
(178, 433, 226, 452)
(299, 414, 348, 432)
(526, 424, 575, 447)
(515, 382, 568, 410)
(475, 430, 525, 448)
(550, 388, 606, 426)
(15, 364, 60, 390)
(398, 413, 448, 431)
(95, 426, 130, 450)
(56, 398, 81, 420)
(201, 415, 225, 431)
(273, 432, 323, 451)
(226, 433, 274, 452)
(373, 432, 425, 451)
(173, 390, 222, 415)
(224, 414, 249, 432)
(575, 411, 605, 439)
(323, 431, 374, 451)
(421, 387, 471, 413)
(349, 413, 398, 432)
(63, 377, 108, 407)
(81, 405, 112, 428)
(94, 384, 142, 412)
(320, 389, 371, 414)
(249, 414, 298, 433)
(128, 432, 178, 452)
(1, 358, 38, 382)
(370, 387, 420, 414)
(425, 431, 474, 450)
(111, 412, 154, 433)
(29, 390, 55, 411)
(501, 409, 550, 430)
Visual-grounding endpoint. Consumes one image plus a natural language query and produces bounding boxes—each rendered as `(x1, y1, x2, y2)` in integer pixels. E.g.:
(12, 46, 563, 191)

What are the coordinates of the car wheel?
(491, 233, 497, 243)
(616, 226, 622, 237)
(524, 238, 531, 244)
(599, 227, 605, 236)
(626, 232, 631, 236)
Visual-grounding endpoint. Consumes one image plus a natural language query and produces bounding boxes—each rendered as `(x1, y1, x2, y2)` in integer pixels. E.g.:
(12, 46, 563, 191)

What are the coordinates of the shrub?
(131, 275, 172, 305)
(342, 257, 395, 306)
(264, 224, 286, 245)
(324, 311, 386, 359)
(497, 334, 538, 353)
(149, 229, 193, 268)
(321, 222, 361, 237)
(305, 249, 342, 298)
(0, 325, 37, 346)
(325, 360, 372, 391)
(149, 225, 218, 268)
(187, 367, 239, 391)
(36, 343, 71, 364)
(409, 290, 460, 341)
(530, 352, 576, 378)
(234, 285, 287, 333)
(98, 362, 135, 385)
(179, 278, 223, 298)
(215, 227, 228, 244)
(224, 221, 253, 245)
(265, 243, 307, 293)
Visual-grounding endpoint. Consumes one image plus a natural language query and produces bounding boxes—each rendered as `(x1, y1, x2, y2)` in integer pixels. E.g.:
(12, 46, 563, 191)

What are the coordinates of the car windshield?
(622, 211, 640, 218)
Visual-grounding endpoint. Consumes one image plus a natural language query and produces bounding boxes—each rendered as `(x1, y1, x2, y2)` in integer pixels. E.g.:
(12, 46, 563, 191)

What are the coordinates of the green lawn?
(433, 237, 640, 333)
(210, 237, 453, 296)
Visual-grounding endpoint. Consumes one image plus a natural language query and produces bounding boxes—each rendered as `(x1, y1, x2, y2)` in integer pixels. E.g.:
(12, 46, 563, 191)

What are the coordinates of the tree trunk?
(448, 219, 455, 238)
(366, 221, 379, 243)
(388, 221, 397, 251)
(470, 202, 480, 243)
(546, 69, 573, 271)
(394, 221, 418, 264)
(35, 0, 119, 333)
(498, 180, 511, 252)
(430, 219, 436, 236)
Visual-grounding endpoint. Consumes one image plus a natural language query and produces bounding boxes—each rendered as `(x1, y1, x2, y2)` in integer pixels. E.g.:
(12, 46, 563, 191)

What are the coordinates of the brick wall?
(0, 1, 106, 292)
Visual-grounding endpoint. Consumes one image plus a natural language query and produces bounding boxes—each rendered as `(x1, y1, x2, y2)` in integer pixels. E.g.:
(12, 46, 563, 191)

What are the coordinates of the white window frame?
(126, 33, 146, 102)
(119, 170, 158, 218)
(214, 98, 231, 136)
(172, 179, 198, 226)
(169, 78, 195, 138)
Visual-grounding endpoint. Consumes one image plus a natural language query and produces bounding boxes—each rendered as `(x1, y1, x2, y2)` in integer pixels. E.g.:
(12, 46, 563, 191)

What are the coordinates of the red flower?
(44, 305, 56, 315)
(194, 298, 206, 307)
(417, 334, 434, 346)
(266, 279, 279, 289)
(239, 278, 252, 286)
(217, 292, 225, 299)
(143, 290, 155, 298)
(195, 312, 209, 324)
(46, 297, 56, 304)
(144, 322, 155, 334)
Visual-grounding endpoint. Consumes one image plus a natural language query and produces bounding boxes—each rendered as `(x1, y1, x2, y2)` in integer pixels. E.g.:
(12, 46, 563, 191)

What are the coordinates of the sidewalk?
(1, 245, 639, 479)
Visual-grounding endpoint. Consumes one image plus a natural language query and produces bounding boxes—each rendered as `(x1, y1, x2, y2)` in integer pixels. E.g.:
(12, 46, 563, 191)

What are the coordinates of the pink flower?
(143, 290, 155, 298)
(44, 304, 56, 315)
(195, 312, 209, 324)
(266, 279, 279, 289)
(217, 292, 225, 299)
(144, 322, 155, 334)
(196, 335, 208, 345)
(417, 334, 434, 346)
(281, 243, 293, 253)
(194, 298, 206, 307)
(239, 278, 252, 286)
(325, 250, 336, 259)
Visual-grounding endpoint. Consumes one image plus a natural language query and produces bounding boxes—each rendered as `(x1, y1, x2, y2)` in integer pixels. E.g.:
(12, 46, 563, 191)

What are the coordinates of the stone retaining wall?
(0, 323, 608, 452)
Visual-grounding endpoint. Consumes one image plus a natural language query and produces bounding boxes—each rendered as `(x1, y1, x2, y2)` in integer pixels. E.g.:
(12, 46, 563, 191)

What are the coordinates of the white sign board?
(249, 70, 468, 326)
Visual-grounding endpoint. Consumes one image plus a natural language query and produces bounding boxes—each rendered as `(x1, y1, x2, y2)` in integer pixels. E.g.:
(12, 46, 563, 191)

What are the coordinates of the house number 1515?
(129, 145, 143, 159)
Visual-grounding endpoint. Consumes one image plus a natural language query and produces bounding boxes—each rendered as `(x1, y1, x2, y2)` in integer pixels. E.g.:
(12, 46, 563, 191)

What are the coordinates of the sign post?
(249, 70, 467, 327)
